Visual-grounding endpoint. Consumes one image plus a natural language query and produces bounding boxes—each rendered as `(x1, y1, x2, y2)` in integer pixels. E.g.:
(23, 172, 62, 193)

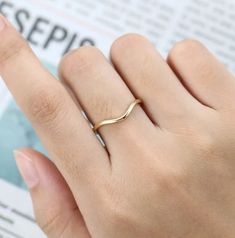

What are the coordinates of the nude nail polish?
(14, 150, 40, 189)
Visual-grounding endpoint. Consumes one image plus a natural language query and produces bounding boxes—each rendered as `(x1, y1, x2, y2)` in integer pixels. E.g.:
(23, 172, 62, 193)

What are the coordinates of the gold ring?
(93, 99, 142, 133)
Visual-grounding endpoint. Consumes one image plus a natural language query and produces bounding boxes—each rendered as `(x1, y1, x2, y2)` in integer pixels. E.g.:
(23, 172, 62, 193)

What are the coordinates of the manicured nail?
(0, 15, 6, 32)
(14, 150, 40, 189)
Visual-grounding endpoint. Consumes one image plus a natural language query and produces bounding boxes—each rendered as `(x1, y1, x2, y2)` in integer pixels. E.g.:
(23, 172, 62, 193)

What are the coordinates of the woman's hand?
(1, 15, 235, 238)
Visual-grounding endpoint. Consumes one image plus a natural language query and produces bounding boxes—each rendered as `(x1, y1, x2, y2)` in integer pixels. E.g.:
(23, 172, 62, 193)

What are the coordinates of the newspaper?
(0, 179, 45, 238)
(0, 0, 235, 237)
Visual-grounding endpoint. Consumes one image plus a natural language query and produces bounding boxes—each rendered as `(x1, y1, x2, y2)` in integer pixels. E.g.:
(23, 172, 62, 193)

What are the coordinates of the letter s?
(15, 9, 30, 33)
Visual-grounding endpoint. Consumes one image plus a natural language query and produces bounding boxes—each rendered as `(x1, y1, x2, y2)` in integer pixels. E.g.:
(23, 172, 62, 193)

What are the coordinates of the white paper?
(0, 179, 46, 238)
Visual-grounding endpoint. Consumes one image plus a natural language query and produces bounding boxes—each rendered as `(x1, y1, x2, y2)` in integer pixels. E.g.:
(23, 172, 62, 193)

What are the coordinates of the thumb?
(14, 148, 91, 238)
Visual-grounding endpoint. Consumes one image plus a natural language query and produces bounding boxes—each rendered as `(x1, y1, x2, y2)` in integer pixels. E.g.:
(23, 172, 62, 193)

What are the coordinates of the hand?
(1, 15, 235, 238)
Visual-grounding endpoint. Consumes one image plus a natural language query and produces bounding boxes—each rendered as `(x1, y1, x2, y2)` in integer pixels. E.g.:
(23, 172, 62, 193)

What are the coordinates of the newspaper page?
(0, 0, 235, 237)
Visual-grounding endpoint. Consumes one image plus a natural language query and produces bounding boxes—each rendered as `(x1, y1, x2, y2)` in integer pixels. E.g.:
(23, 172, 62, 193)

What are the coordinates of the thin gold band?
(93, 99, 142, 133)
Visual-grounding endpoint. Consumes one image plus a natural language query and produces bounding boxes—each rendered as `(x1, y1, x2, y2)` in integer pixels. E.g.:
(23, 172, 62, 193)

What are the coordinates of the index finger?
(0, 15, 110, 188)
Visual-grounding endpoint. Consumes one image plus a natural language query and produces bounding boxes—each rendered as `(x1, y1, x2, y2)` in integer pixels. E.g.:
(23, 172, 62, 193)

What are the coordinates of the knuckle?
(153, 164, 185, 192)
(200, 135, 216, 156)
(36, 214, 57, 235)
(103, 198, 134, 232)
(111, 33, 150, 57)
(193, 132, 218, 160)
(0, 28, 29, 68)
(36, 209, 65, 237)
(95, 184, 133, 231)
(59, 46, 103, 81)
(28, 87, 65, 125)
(168, 39, 204, 61)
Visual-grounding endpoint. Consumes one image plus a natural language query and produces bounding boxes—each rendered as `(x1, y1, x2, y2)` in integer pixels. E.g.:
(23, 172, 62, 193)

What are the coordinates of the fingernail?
(0, 15, 6, 31)
(14, 150, 40, 189)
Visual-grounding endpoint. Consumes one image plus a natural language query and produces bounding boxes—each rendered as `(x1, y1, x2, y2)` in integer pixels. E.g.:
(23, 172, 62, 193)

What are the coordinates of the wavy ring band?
(93, 99, 142, 133)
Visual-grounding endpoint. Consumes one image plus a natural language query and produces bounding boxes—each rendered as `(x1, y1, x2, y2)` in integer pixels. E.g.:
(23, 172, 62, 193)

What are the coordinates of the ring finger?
(59, 46, 156, 159)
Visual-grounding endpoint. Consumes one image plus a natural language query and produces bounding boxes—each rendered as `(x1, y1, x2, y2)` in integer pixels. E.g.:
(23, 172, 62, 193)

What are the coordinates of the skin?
(0, 14, 235, 238)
